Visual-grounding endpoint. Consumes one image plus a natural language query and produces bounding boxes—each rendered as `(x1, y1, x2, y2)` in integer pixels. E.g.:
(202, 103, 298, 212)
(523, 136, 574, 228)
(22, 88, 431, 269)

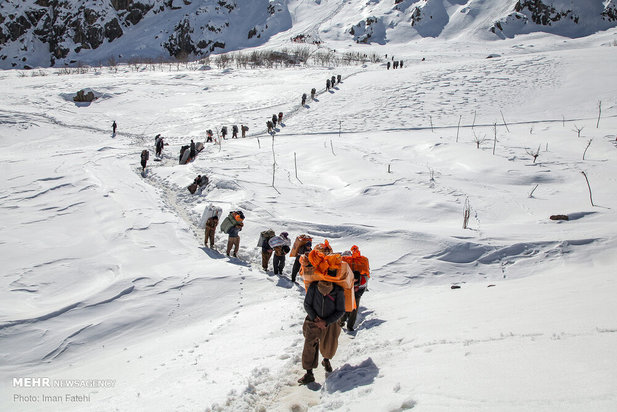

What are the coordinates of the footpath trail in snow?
(1, 36, 617, 412)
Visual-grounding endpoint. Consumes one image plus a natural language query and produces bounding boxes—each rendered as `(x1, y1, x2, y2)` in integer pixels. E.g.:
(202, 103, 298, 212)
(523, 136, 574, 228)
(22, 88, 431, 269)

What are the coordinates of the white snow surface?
(2, 21, 617, 412)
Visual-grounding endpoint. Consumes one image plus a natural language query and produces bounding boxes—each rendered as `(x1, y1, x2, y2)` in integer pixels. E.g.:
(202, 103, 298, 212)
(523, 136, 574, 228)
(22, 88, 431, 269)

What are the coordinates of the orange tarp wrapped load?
(290, 234, 312, 257)
(300, 245, 356, 312)
(341, 245, 370, 277)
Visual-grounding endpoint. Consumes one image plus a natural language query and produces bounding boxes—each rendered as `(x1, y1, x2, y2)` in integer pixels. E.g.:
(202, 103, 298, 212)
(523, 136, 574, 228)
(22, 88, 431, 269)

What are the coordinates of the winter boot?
(298, 370, 315, 385)
(321, 359, 333, 373)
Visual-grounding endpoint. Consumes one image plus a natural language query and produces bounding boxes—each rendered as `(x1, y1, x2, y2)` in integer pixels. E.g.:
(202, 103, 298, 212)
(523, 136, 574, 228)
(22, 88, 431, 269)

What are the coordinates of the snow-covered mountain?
(1, 0, 617, 69)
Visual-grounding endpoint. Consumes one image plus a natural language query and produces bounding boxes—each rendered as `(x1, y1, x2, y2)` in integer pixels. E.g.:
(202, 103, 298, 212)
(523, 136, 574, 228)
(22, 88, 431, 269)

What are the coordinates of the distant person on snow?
(387, 61, 391, 70)
(331, 76, 336, 88)
(278, 112, 283, 125)
(204, 214, 219, 249)
(206, 130, 214, 143)
(337, 74, 341, 84)
(112, 121, 117, 135)
(272, 114, 278, 128)
(267, 120, 274, 133)
(140, 149, 149, 172)
(190, 139, 196, 159)
(298, 280, 345, 385)
(311, 88, 316, 100)
(301, 93, 307, 106)
(155, 134, 164, 157)
(326, 79, 331, 91)
(269, 232, 291, 275)
(232, 124, 239, 138)
(221, 126, 228, 140)
(241, 125, 249, 138)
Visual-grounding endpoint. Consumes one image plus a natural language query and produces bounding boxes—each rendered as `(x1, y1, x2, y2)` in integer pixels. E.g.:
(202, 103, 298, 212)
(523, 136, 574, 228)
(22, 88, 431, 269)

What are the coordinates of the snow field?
(1, 34, 617, 411)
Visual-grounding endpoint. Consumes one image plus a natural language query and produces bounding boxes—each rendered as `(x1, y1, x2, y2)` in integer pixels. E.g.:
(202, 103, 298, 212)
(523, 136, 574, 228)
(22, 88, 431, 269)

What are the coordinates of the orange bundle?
(313, 239, 332, 254)
(300, 247, 356, 311)
(307, 249, 342, 275)
(341, 245, 370, 277)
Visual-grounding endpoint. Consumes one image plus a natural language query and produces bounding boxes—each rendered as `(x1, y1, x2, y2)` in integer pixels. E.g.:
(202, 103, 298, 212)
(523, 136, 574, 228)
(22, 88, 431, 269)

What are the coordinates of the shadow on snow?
(325, 357, 379, 393)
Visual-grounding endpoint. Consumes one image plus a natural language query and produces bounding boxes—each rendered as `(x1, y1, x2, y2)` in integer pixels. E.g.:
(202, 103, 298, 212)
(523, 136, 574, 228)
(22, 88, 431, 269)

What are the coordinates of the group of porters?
(198, 206, 370, 319)
(258, 228, 371, 330)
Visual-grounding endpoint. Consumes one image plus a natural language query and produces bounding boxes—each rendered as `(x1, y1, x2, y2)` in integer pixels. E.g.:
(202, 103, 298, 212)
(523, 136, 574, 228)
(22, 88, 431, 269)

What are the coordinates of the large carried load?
(257, 229, 275, 247)
(179, 142, 205, 164)
(299, 240, 356, 312)
(342, 245, 370, 292)
(220, 210, 244, 233)
(269, 233, 291, 254)
(268, 234, 291, 249)
(198, 204, 222, 229)
(290, 234, 312, 257)
(179, 145, 190, 164)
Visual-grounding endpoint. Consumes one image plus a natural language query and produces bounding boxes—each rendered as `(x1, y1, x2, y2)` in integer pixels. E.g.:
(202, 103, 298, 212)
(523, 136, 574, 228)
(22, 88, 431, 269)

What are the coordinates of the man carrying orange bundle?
(298, 279, 345, 385)
(340, 245, 370, 332)
(297, 240, 353, 385)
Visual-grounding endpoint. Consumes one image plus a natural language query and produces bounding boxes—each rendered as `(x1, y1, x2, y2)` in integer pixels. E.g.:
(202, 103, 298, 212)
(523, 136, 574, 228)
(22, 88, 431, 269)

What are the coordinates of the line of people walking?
(302, 74, 342, 106)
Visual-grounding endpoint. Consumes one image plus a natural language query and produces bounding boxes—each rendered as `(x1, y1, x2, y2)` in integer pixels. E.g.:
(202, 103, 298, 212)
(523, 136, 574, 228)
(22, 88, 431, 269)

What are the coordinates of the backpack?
(141, 150, 149, 161)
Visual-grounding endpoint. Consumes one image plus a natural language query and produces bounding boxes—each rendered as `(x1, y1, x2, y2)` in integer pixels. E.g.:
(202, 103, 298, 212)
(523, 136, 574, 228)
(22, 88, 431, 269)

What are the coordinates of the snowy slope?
(2, 0, 617, 410)
(2, 24, 617, 411)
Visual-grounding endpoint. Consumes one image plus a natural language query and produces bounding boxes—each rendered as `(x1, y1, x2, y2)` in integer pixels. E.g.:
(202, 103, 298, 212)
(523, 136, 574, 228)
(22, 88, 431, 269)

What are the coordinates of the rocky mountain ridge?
(1, 0, 616, 69)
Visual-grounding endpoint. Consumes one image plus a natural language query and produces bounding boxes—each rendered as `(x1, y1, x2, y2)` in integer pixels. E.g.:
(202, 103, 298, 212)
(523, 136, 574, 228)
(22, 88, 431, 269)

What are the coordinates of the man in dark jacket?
(298, 281, 345, 385)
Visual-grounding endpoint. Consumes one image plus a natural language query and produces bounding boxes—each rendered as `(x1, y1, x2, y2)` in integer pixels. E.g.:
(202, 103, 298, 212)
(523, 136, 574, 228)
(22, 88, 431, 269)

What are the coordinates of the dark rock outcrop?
(73, 89, 96, 102)
(514, 0, 576, 25)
